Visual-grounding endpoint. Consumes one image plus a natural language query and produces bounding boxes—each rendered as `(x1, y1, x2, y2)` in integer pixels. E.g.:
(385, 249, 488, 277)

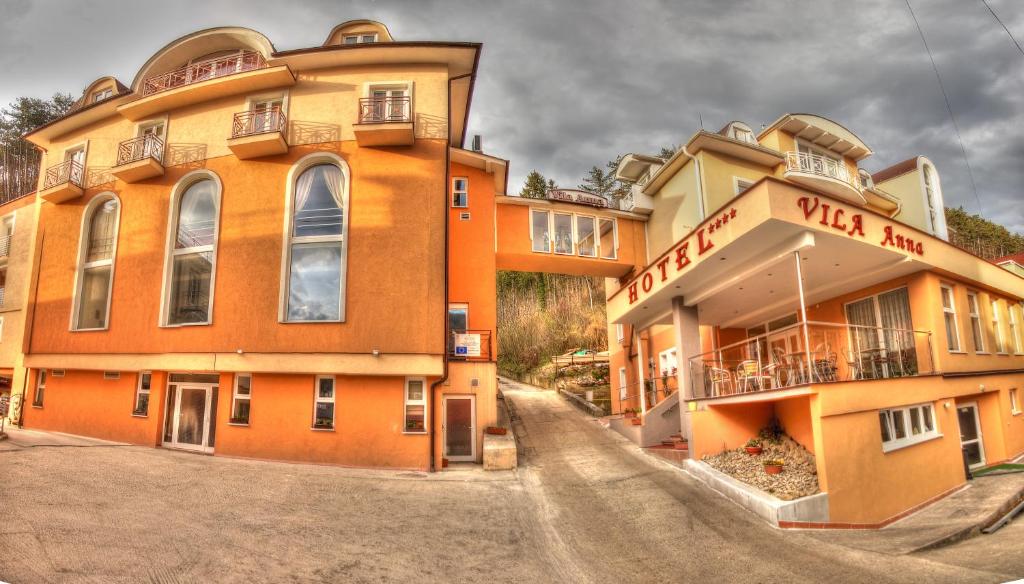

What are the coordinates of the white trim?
(162, 380, 217, 453)
(966, 291, 985, 353)
(442, 394, 476, 462)
(618, 366, 628, 401)
(279, 152, 351, 323)
(940, 284, 962, 353)
(70, 193, 121, 331)
(403, 376, 427, 434)
(732, 176, 755, 196)
(880, 402, 941, 453)
(344, 32, 379, 44)
(575, 214, 597, 258)
(451, 176, 469, 208)
(158, 170, 223, 327)
(32, 369, 46, 407)
(133, 115, 168, 139)
(361, 80, 414, 122)
(133, 371, 152, 416)
(245, 90, 290, 116)
(599, 216, 618, 260)
(230, 373, 252, 425)
(312, 374, 336, 430)
(529, 208, 550, 253)
(991, 297, 1008, 354)
(615, 323, 625, 343)
(1010, 388, 1020, 416)
(552, 211, 574, 255)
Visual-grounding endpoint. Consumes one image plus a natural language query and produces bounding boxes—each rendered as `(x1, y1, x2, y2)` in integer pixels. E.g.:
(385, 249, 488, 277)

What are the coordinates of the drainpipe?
(681, 145, 706, 221)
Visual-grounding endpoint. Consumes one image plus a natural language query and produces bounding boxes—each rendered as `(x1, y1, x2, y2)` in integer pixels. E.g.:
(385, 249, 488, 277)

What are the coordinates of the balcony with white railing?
(783, 151, 865, 205)
(111, 134, 165, 183)
(687, 321, 934, 401)
(39, 159, 85, 204)
(119, 50, 296, 121)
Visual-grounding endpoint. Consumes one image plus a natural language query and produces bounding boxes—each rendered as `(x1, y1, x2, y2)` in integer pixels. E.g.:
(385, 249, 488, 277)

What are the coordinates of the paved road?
(0, 382, 1019, 583)
(501, 378, 1022, 583)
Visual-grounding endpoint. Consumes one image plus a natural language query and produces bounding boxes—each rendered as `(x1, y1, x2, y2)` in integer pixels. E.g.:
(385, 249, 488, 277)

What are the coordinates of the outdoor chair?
(735, 360, 772, 392)
(845, 350, 864, 380)
(708, 366, 733, 397)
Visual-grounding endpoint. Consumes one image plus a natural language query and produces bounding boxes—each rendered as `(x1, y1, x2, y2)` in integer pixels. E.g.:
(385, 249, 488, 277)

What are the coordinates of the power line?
(980, 0, 1024, 57)
(904, 0, 984, 214)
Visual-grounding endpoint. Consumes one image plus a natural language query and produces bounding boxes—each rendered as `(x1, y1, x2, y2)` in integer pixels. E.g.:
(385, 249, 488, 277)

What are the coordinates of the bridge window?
(531, 210, 550, 253)
(553, 213, 573, 254)
(599, 218, 616, 259)
(576, 215, 596, 257)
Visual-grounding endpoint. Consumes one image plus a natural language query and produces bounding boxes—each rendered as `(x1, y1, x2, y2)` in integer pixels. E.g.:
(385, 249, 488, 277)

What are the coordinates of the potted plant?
(623, 408, 636, 419)
(744, 438, 763, 455)
(486, 426, 507, 435)
(631, 414, 643, 426)
(763, 459, 785, 475)
(673, 438, 688, 451)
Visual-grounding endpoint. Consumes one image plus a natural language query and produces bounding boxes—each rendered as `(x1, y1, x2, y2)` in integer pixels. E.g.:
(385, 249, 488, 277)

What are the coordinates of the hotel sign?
(797, 196, 924, 256)
(547, 189, 609, 208)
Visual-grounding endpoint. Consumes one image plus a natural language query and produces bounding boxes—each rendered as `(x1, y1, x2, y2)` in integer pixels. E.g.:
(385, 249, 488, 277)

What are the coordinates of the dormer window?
(344, 34, 378, 44)
(732, 127, 754, 143)
(92, 89, 113, 103)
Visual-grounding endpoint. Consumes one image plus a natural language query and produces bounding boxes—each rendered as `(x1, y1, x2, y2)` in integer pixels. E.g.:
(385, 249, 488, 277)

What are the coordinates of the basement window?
(32, 370, 46, 407)
(880, 403, 939, 452)
(404, 377, 426, 433)
(231, 374, 251, 425)
(133, 372, 151, 417)
(312, 376, 335, 430)
(104, 371, 121, 380)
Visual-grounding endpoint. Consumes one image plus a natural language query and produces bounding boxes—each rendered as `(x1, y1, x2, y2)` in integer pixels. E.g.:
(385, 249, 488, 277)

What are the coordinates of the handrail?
(116, 134, 164, 166)
(142, 50, 267, 96)
(785, 151, 860, 190)
(358, 96, 411, 124)
(42, 160, 84, 190)
(232, 109, 287, 138)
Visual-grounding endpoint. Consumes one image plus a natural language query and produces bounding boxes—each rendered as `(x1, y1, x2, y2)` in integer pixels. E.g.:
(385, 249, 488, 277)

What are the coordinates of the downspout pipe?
(681, 145, 706, 221)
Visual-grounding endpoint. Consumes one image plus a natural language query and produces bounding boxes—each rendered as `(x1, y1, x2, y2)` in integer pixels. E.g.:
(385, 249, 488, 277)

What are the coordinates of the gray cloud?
(1, 0, 1020, 231)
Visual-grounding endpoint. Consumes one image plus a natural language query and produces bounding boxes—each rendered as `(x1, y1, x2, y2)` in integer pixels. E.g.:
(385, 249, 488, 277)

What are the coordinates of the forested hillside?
(946, 207, 1024, 259)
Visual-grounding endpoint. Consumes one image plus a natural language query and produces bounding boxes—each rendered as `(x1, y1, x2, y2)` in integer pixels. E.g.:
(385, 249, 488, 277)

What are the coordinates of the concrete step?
(644, 444, 690, 467)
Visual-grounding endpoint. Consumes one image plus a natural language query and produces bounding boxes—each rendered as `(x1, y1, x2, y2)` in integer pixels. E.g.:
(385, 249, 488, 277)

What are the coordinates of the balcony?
(620, 182, 654, 214)
(119, 51, 295, 121)
(353, 96, 414, 147)
(39, 160, 85, 204)
(227, 110, 288, 159)
(0, 235, 10, 258)
(783, 151, 865, 206)
(110, 135, 165, 183)
(687, 321, 934, 400)
(449, 329, 493, 362)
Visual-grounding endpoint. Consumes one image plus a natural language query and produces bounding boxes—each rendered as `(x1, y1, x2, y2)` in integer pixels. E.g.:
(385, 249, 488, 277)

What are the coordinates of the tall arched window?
(920, 160, 947, 240)
(283, 156, 349, 322)
(163, 174, 221, 325)
(73, 195, 120, 330)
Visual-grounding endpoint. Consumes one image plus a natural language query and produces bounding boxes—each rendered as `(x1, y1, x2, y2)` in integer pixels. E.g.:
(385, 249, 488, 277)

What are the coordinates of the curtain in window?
(86, 199, 117, 263)
(293, 168, 316, 217)
(845, 298, 879, 352)
(878, 288, 913, 350)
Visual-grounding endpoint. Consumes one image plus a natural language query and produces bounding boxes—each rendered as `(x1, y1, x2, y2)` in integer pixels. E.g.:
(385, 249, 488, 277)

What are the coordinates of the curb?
(910, 481, 1024, 553)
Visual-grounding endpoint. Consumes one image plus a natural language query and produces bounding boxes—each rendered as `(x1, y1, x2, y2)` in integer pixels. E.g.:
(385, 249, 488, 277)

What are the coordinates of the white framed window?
(1011, 388, 1020, 415)
(940, 284, 961, 352)
(618, 367, 628, 401)
(599, 218, 617, 260)
(530, 209, 550, 253)
(344, 33, 378, 44)
(32, 369, 46, 407)
(1011, 303, 1024, 354)
(616, 323, 625, 343)
(92, 88, 113, 103)
(966, 292, 985, 353)
(552, 213, 574, 255)
(161, 173, 221, 326)
(133, 372, 151, 416)
(452, 177, 468, 208)
(313, 375, 335, 429)
(363, 82, 411, 123)
(576, 215, 597, 257)
(732, 126, 754, 143)
(282, 154, 350, 323)
(72, 194, 120, 331)
(659, 348, 678, 376)
(230, 373, 252, 425)
(404, 377, 427, 433)
(879, 403, 939, 452)
(733, 177, 755, 195)
(992, 299, 1008, 354)
(245, 95, 286, 135)
(0, 316, 4, 341)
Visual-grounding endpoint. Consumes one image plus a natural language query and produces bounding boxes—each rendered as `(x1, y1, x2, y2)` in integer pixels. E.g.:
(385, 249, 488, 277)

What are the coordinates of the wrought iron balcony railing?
(231, 109, 287, 138)
(358, 96, 411, 124)
(0, 235, 10, 258)
(142, 51, 267, 96)
(785, 151, 860, 191)
(116, 134, 164, 166)
(448, 329, 493, 361)
(42, 160, 84, 190)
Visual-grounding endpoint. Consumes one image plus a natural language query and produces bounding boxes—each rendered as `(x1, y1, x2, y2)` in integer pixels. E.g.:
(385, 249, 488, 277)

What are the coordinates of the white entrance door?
(443, 395, 476, 462)
(164, 384, 215, 452)
(957, 402, 986, 469)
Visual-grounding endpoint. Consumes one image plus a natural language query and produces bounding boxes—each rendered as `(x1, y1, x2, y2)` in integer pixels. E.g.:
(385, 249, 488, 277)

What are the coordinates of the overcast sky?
(2, 0, 1021, 232)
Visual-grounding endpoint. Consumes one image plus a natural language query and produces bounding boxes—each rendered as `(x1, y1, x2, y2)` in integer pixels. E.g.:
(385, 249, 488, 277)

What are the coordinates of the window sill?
(531, 250, 551, 254)
(31, 404, 43, 409)
(882, 432, 943, 453)
(1013, 410, 1021, 416)
(451, 205, 468, 209)
(311, 426, 335, 432)
(227, 422, 250, 427)
(282, 319, 345, 324)
(975, 351, 991, 355)
(131, 413, 148, 418)
(71, 327, 109, 333)
(402, 430, 427, 435)
(997, 352, 1010, 356)
(161, 321, 212, 328)
(948, 350, 967, 355)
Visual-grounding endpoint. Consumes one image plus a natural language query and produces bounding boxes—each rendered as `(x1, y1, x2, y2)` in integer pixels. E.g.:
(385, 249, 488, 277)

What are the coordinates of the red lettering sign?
(628, 283, 638, 304)
(641, 272, 654, 293)
(657, 257, 670, 281)
(675, 242, 691, 270)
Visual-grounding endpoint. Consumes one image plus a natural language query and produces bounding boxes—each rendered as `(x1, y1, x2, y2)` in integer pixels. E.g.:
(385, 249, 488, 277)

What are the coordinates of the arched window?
(163, 174, 221, 325)
(73, 195, 120, 330)
(283, 156, 349, 322)
(920, 160, 947, 240)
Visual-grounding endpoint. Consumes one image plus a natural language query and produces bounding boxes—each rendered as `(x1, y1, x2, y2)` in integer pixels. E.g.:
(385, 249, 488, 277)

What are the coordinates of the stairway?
(643, 432, 689, 467)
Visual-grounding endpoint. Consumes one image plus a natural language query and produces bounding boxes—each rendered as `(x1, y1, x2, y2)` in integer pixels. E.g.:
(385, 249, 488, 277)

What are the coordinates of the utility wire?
(980, 0, 1024, 57)
(905, 0, 984, 214)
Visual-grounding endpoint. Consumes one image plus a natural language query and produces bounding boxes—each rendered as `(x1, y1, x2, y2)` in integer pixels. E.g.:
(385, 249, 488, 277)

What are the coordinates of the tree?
(945, 207, 1024, 260)
(520, 170, 549, 199)
(658, 145, 678, 159)
(578, 165, 615, 199)
(0, 93, 74, 202)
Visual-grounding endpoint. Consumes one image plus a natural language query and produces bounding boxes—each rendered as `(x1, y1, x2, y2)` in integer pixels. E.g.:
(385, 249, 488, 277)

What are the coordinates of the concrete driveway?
(0, 381, 1020, 583)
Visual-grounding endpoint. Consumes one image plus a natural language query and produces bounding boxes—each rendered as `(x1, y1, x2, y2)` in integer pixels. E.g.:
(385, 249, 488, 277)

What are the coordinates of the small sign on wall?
(454, 333, 482, 357)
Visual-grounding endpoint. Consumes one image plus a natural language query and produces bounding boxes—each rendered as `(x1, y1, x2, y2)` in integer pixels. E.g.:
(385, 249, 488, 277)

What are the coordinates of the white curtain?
(294, 168, 317, 213)
(87, 200, 117, 262)
(879, 287, 914, 353)
(320, 165, 343, 210)
(845, 298, 879, 351)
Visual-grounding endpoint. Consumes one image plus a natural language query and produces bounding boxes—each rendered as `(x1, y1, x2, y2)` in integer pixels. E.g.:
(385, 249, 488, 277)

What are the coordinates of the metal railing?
(358, 96, 411, 123)
(232, 109, 287, 138)
(687, 321, 934, 399)
(0, 234, 11, 258)
(42, 160, 84, 190)
(142, 50, 267, 96)
(0, 286, 6, 307)
(116, 134, 164, 166)
(785, 151, 860, 191)
(448, 329, 493, 362)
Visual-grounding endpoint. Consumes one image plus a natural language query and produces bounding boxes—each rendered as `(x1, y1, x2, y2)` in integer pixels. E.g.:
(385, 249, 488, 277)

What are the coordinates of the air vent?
(51, 369, 66, 378)
(459, 212, 471, 221)
(471, 378, 480, 387)
(103, 371, 120, 380)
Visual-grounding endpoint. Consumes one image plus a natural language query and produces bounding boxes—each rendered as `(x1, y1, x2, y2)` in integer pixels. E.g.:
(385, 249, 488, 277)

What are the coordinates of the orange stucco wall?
(448, 162, 497, 345)
(30, 141, 446, 357)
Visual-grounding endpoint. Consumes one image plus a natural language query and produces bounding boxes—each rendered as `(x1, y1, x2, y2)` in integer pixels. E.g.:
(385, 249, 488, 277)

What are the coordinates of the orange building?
(17, 21, 508, 471)
(598, 116, 1024, 526)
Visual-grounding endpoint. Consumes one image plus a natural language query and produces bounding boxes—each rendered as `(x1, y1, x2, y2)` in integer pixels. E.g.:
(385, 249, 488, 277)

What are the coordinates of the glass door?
(957, 402, 986, 469)
(443, 396, 475, 462)
(163, 383, 214, 452)
(251, 98, 282, 133)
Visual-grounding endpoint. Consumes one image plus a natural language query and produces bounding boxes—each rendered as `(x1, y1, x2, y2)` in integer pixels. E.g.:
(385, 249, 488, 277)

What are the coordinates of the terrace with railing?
(142, 51, 267, 96)
(232, 109, 287, 138)
(783, 151, 864, 204)
(116, 134, 165, 166)
(42, 160, 84, 191)
(687, 321, 934, 399)
(358, 96, 411, 124)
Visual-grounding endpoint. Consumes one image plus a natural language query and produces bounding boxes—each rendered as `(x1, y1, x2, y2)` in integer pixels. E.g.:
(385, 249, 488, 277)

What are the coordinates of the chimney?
(471, 134, 482, 152)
